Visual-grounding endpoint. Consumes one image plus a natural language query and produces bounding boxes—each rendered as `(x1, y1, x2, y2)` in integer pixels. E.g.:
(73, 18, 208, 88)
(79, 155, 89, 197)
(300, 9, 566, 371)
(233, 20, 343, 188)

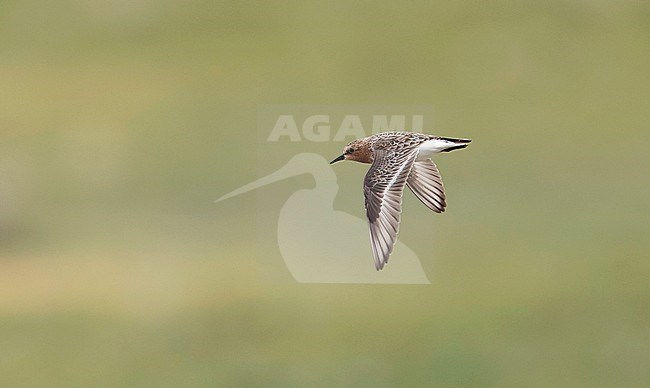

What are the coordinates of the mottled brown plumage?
(331, 131, 471, 270)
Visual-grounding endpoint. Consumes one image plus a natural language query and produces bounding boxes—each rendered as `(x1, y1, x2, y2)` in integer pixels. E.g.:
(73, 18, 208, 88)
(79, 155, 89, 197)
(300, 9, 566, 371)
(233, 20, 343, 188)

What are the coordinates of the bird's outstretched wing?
(364, 147, 419, 270)
(406, 159, 446, 213)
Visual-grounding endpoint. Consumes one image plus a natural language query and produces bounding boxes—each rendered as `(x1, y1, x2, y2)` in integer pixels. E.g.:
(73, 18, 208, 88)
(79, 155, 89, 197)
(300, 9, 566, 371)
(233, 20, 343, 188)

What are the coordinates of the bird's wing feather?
(364, 147, 419, 270)
(406, 159, 446, 213)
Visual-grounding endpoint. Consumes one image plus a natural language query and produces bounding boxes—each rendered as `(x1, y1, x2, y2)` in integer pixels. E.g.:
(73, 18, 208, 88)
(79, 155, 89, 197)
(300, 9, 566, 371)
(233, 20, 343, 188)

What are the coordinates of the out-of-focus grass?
(1, 1, 649, 386)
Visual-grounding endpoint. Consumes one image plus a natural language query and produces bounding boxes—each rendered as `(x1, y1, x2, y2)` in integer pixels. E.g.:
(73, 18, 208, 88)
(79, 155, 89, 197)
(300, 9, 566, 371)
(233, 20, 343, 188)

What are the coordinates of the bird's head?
(330, 138, 373, 164)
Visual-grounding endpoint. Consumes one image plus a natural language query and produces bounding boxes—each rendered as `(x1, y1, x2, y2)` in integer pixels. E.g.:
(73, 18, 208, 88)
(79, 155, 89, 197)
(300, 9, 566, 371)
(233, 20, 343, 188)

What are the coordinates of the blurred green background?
(1, 1, 649, 386)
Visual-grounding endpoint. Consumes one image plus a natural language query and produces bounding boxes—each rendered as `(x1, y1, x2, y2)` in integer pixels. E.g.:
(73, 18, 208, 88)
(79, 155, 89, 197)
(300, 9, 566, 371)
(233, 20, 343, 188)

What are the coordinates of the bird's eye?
(347, 148, 355, 154)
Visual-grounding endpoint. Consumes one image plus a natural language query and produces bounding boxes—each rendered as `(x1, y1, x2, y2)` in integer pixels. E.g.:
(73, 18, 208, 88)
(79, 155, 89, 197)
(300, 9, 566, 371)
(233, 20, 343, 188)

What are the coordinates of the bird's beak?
(330, 154, 345, 164)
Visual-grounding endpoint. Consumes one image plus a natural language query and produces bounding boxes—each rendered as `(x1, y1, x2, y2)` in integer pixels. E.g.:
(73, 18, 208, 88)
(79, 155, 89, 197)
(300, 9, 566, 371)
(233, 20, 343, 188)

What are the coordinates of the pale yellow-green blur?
(0, 1, 648, 386)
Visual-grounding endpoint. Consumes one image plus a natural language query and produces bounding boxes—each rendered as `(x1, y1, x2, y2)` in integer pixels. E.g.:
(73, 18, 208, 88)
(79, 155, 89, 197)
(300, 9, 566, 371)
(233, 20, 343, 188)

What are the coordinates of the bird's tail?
(420, 137, 471, 154)
(437, 137, 472, 152)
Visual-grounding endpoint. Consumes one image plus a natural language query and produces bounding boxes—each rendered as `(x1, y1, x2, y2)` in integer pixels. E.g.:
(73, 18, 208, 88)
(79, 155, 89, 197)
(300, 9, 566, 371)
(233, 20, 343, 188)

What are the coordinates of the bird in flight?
(330, 131, 471, 270)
